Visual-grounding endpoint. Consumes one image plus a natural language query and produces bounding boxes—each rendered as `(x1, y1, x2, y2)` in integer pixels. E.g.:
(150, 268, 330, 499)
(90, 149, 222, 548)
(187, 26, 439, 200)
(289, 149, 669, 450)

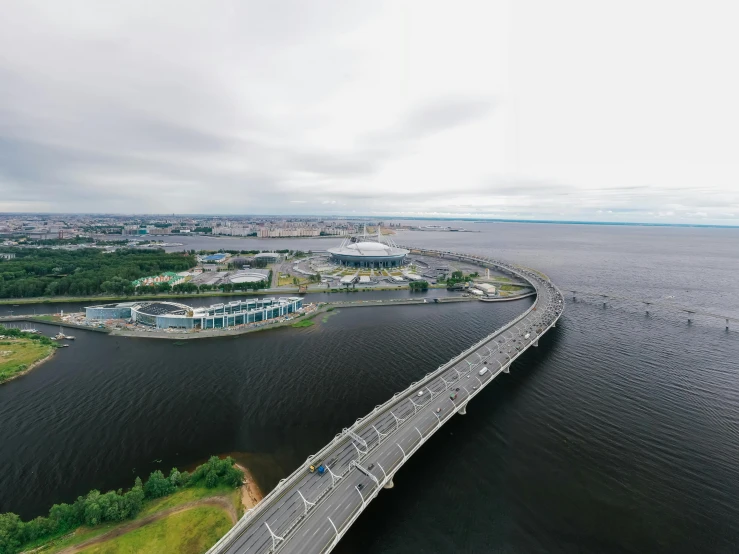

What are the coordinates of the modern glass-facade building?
(85, 297, 303, 329)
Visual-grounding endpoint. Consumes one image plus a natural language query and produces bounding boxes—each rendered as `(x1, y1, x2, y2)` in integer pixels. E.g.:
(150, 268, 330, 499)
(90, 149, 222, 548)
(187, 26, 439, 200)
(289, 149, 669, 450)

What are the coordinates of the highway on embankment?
(208, 249, 565, 554)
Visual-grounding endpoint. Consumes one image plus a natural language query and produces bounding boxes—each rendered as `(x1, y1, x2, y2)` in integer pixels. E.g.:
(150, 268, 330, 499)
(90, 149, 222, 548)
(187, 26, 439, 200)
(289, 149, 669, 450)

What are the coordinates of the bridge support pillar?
(383, 479, 394, 489)
(458, 403, 467, 415)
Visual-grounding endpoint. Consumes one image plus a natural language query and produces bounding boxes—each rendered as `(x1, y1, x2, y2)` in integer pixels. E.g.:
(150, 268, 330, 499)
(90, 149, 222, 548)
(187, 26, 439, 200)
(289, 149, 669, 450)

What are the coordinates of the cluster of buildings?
(212, 221, 355, 238)
(255, 227, 347, 238)
(0, 215, 85, 240)
(0, 215, 407, 242)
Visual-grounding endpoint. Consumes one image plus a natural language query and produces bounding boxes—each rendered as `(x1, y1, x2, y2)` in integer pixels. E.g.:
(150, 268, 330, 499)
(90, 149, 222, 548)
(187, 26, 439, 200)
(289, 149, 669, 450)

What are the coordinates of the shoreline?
(0, 346, 56, 386)
(233, 463, 264, 512)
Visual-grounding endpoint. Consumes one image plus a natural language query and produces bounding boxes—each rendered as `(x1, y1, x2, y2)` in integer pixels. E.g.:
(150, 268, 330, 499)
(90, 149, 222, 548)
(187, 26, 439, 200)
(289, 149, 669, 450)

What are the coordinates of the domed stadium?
(328, 227, 409, 268)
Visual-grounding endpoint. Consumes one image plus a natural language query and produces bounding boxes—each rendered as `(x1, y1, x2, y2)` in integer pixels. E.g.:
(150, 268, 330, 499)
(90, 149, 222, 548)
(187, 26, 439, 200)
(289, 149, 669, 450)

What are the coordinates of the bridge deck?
(209, 250, 565, 554)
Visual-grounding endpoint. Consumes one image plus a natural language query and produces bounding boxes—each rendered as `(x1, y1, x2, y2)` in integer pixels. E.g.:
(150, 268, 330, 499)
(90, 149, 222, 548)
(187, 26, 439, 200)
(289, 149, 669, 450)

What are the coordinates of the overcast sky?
(1, 1, 738, 224)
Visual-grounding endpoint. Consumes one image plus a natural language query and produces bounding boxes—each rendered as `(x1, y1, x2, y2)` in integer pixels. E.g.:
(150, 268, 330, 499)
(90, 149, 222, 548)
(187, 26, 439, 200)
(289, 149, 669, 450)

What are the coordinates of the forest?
(0, 248, 195, 299)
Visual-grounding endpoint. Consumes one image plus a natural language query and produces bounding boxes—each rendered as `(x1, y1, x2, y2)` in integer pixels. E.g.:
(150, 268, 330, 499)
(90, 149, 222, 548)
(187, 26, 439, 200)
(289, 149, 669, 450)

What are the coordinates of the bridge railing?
(322, 309, 564, 552)
(207, 250, 563, 553)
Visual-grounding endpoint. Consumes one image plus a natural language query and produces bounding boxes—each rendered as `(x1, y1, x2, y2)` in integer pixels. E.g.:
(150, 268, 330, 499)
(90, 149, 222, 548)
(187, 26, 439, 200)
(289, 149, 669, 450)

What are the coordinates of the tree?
(205, 469, 219, 488)
(123, 480, 145, 516)
(144, 470, 175, 499)
(0, 512, 23, 554)
(22, 516, 55, 543)
(168, 468, 184, 487)
(409, 280, 429, 291)
(49, 502, 78, 532)
(189, 456, 243, 489)
(82, 491, 103, 526)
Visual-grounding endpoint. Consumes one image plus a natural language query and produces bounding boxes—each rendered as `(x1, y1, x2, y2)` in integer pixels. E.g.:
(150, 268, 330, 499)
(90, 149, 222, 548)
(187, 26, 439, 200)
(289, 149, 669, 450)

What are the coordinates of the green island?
(0, 326, 59, 385)
(0, 456, 246, 554)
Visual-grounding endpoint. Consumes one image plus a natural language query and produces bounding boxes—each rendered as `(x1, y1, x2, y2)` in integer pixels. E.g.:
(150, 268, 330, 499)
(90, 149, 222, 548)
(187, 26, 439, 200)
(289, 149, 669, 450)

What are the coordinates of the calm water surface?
(2, 223, 739, 553)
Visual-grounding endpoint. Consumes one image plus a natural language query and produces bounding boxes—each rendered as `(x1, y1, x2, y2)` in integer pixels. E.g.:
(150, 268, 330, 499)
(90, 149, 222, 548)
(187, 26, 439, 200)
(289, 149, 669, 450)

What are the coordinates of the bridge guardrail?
(207, 249, 564, 553)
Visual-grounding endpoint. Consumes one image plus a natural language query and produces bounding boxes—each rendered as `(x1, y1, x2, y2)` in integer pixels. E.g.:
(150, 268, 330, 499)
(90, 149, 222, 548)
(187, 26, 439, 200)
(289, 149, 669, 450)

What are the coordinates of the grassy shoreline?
(0, 332, 58, 385)
(7, 457, 248, 554)
(28, 485, 238, 554)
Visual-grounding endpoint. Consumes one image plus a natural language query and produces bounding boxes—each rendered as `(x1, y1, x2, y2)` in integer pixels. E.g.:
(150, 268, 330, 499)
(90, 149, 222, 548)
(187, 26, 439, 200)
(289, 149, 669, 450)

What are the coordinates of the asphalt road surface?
(209, 252, 564, 554)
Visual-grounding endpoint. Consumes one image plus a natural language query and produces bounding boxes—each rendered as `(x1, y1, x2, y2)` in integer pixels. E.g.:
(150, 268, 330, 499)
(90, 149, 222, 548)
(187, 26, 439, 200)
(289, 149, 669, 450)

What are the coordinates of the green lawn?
(291, 319, 314, 328)
(499, 284, 526, 292)
(32, 314, 61, 322)
(78, 506, 231, 554)
(139, 484, 234, 517)
(0, 338, 54, 383)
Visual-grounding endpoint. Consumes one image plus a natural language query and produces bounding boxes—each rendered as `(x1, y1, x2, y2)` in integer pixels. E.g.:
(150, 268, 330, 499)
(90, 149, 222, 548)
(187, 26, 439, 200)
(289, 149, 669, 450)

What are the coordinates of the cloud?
(0, 1, 737, 224)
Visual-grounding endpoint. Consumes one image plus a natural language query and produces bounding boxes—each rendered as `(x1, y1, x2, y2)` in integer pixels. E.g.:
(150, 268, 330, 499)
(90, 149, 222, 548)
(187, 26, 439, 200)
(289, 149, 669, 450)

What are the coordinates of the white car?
(417, 391, 424, 396)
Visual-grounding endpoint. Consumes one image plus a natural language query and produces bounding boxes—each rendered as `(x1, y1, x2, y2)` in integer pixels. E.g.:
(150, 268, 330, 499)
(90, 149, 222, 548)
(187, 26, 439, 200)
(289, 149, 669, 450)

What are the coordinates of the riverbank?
(0, 331, 58, 385)
(234, 463, 264, 512)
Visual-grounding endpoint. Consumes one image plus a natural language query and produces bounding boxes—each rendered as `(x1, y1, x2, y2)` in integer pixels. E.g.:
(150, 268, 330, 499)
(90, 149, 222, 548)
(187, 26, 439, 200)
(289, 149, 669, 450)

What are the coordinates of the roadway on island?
(208, 251, 565, 554)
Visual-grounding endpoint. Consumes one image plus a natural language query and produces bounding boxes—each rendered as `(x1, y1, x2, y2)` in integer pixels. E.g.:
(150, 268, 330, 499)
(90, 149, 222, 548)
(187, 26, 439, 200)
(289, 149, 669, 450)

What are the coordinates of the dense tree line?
(0, 456, 243, 554)
(0, 249, 195, 299)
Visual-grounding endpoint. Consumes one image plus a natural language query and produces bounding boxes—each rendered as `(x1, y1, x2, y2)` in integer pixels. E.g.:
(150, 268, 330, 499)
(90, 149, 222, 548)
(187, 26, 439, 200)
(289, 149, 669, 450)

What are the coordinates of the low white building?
(473, 282, 497, 295)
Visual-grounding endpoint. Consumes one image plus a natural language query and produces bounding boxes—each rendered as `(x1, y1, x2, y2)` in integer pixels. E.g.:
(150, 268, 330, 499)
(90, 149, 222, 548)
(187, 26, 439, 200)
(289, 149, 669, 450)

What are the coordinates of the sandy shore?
(234, 463, 264, 511)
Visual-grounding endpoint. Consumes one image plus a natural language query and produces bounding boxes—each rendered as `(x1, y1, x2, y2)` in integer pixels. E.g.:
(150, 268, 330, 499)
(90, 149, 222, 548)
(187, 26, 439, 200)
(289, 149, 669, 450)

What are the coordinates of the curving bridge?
(208, 249, 565, 554)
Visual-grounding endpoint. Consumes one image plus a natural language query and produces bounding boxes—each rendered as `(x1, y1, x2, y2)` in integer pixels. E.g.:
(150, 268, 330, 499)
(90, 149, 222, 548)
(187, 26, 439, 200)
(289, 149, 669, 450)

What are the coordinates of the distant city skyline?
(1, 1, 738, 225)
